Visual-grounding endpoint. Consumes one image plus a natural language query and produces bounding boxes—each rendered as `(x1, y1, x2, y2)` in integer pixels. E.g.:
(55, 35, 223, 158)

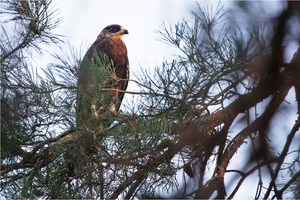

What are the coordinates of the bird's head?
(100, 24, 128, 40)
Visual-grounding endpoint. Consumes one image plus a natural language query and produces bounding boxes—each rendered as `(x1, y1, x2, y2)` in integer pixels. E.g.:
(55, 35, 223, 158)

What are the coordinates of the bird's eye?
(108, 25, 120, 33)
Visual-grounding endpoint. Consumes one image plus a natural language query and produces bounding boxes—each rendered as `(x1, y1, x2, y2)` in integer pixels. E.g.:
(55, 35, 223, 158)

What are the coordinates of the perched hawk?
(77, 24, 129, 128)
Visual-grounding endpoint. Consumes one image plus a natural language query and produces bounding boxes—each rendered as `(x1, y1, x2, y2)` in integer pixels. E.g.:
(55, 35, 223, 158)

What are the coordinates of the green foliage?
(77, 51, 116, 128)
(139, 4, 258, 121)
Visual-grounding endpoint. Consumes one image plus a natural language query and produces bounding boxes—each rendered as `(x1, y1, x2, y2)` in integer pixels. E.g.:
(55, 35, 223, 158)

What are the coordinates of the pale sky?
(50, 0, 196, 69)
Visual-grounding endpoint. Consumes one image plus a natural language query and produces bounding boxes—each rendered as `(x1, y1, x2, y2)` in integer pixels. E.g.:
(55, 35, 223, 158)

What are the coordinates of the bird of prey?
(77, 24, 129, 128)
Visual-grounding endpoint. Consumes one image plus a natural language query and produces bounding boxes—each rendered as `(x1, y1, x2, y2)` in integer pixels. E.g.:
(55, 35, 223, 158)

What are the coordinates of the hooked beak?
(121, 26, 129, 35)
(123, 29, 129, 34)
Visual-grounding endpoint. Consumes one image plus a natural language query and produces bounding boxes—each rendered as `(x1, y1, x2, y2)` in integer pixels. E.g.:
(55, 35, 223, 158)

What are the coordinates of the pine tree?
(1, 0, 300, 199)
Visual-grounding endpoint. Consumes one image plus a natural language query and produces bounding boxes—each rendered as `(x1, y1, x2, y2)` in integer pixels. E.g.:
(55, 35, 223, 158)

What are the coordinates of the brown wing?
(86, 36, 129, 111)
